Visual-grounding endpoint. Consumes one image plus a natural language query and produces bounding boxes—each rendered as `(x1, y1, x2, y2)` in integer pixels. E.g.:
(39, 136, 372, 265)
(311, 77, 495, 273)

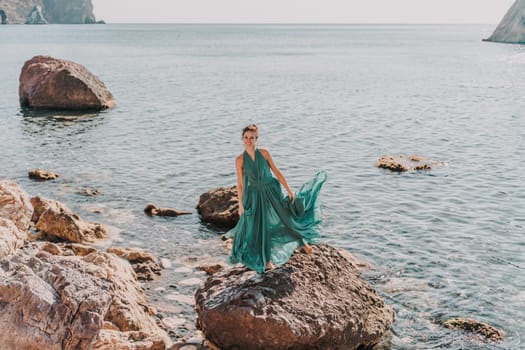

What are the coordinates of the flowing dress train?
(226, 148, 327, 273)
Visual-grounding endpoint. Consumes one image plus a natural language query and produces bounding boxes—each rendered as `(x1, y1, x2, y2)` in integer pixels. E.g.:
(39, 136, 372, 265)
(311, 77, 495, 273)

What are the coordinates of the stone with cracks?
(107, 247, 162, 281)
(195, 244, 395, 350)
(19, 55, 115, 110)
(31, 196, 108, 243)
(0, 180, 33, 232)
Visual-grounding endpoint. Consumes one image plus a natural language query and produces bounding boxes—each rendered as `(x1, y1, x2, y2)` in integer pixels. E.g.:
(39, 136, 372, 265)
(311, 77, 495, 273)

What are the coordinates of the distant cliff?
(485, 0, 525, 43)
(0, 0, 99, 24)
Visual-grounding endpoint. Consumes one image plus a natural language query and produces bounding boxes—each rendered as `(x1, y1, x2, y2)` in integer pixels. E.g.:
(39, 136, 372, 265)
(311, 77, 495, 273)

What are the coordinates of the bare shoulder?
(259, 148, 271, 159)
(236, 153, 244, 165)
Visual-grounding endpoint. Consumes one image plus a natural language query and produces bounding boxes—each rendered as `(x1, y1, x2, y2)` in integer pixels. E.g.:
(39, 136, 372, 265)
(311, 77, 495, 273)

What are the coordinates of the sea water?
(0, 24, 524, 349)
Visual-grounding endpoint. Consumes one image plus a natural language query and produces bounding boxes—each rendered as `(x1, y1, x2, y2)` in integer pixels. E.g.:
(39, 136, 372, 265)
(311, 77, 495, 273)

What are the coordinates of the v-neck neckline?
(245, 149, 257, 163)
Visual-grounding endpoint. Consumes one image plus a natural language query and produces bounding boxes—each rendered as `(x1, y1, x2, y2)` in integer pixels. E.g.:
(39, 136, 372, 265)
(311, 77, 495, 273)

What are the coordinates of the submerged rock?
(443, 317, 505, 342)
(195, 244, 395, 350)
(0, 242, 170, 349)
(19, 55, 115, 110)
(485, 0, 525, 44)
(196, 186, 239, 228)
(144, 203, 192, 217)
(376, 154, 442, 172)
(28, 168, 60, 180)
(31, 196, 108, 243)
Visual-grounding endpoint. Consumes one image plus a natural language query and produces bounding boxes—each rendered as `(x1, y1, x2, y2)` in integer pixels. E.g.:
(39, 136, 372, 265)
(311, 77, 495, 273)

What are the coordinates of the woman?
(226, 124, 327, 273)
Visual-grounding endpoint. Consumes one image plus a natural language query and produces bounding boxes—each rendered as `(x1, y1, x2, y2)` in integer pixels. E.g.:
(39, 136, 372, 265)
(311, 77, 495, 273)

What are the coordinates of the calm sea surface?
(1, 24, 524, 349)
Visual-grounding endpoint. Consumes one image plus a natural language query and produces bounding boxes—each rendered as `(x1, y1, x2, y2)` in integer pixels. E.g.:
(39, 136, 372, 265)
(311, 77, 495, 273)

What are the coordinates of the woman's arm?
(260, 148, 294, 202)
(235, 154, 245, 215)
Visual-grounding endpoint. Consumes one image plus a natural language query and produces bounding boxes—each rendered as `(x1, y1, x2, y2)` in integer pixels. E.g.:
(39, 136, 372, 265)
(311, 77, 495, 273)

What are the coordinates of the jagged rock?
(443, 317, 505, 342)
(144, 203, 192, 217)
(25, 5, 47, 24)
(107, 247, 162, 281)
(28, 168, 59, 180)
(31, 195, 108, 243)
(195, 244, 395, 350)
(19, 55, 115, 110)
(0, 242, 170, 349)
(196, 186, 239, 228)
(376, 154, 442, 172)
(0, 180, 33, 232)
(485, 0, 525, 44)
(0, 0, 97, 24)
(0, 218, 27, 259)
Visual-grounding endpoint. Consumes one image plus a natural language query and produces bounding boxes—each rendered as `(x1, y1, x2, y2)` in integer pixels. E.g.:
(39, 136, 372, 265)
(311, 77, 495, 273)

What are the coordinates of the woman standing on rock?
(226, 124, 327, 273)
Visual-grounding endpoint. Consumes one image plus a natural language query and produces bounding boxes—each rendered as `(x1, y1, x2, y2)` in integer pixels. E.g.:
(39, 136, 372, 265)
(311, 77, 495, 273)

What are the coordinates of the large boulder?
(196, 186, 239, 228)
(485, 0, 525, 44)
(195, 244, 395, 350)
(0, 180, 33, 232)
(0, 242, 169, 349)
(31, 196, 108, 243)
(19, 55, 115, 110)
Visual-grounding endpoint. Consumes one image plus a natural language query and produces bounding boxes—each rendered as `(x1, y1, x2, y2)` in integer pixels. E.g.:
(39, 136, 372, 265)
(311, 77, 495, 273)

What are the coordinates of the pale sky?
(92, 0, 515, 24)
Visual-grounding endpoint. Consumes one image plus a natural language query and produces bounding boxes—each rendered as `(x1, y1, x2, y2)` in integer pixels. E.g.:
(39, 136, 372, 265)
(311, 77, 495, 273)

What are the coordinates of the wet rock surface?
(145, 203, 192, 217)
(19, 55, 115, 110)
(31, 195, 108, 243)
(376, 154, 442, 172)
(443, 317, 505, 342)
(28, 168, 60, 180)
(195, 243, 395, 350)
(196, 186, 239, 229)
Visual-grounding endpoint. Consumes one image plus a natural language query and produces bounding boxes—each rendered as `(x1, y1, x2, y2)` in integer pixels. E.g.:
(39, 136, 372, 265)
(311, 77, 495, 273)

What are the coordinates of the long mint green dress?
(226, 148, 327, 273)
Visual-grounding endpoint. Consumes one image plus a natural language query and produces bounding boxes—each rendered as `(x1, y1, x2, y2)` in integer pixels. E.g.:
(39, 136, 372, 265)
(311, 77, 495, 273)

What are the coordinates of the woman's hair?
(242, 124, 258, 137)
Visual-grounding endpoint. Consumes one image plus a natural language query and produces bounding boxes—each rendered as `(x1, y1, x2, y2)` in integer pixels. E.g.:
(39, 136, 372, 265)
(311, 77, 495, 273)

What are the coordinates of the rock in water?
(195, 244, 395, 350)
(196, 186, 239, 228)
(0, 0, 97, 24)
(443, 317, 505, 342)
(485, 0, 525, 44)
(19, 55, 115, 110)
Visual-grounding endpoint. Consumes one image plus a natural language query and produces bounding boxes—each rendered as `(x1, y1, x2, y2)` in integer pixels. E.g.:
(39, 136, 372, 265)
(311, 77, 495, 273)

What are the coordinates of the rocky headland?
(0, 0, 99, 24)
(485, 0, 525, 44)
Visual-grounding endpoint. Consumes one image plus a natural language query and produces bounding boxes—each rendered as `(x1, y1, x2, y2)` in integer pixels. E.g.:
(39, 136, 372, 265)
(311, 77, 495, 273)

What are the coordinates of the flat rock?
(195, 244, 395, 350)
(196, 186, 239, 228)
(443, 317, 505, 342)
(19, 55, 115, 110)
(31, 195, 108, 243)
(376, 154, 442, 172)
(144, 203, 192, 217)
(28, 168, 60, 180)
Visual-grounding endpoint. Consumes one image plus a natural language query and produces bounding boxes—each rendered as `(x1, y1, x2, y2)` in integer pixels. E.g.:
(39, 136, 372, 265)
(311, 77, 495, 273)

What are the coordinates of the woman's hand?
(287, 190, 294, 203)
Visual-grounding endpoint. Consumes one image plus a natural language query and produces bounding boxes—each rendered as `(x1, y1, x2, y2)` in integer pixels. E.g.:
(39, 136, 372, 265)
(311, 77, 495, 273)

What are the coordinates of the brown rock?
(144, 203, 192, 217)
(196, 263, 225, 275)
(31, 196, 108, 243)
(19, 55, 115, 110)
(376, 154, 442, 172)
(196, 186, 239, 228)
(0, 180, 33, 232)
(0, 242, 170, 349)
(28, 168, 60, 180)
(107, 247, 162, 281)
(195, 244, 395, 350)
(78, 188, 101, 196)
(443, 317, 505, 342)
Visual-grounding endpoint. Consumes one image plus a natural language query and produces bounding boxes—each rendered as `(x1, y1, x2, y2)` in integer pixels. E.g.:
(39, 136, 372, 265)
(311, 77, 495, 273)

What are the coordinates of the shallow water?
(1, 24, 524, 348)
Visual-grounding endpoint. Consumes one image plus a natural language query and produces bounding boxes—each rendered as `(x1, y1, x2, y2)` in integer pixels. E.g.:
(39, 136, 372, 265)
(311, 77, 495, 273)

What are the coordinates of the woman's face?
(243, 131, 258, 148)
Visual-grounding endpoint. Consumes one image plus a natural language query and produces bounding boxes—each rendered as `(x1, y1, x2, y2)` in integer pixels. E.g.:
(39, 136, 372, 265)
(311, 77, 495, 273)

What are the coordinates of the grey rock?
(0, 0, 98, 24)
(25, 5, 47, 24)
(485, 0, 525, 44)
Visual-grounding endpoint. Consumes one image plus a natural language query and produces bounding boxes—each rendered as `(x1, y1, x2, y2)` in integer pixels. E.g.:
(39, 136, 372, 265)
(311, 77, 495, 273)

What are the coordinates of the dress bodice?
(243, 149, 274, 188)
